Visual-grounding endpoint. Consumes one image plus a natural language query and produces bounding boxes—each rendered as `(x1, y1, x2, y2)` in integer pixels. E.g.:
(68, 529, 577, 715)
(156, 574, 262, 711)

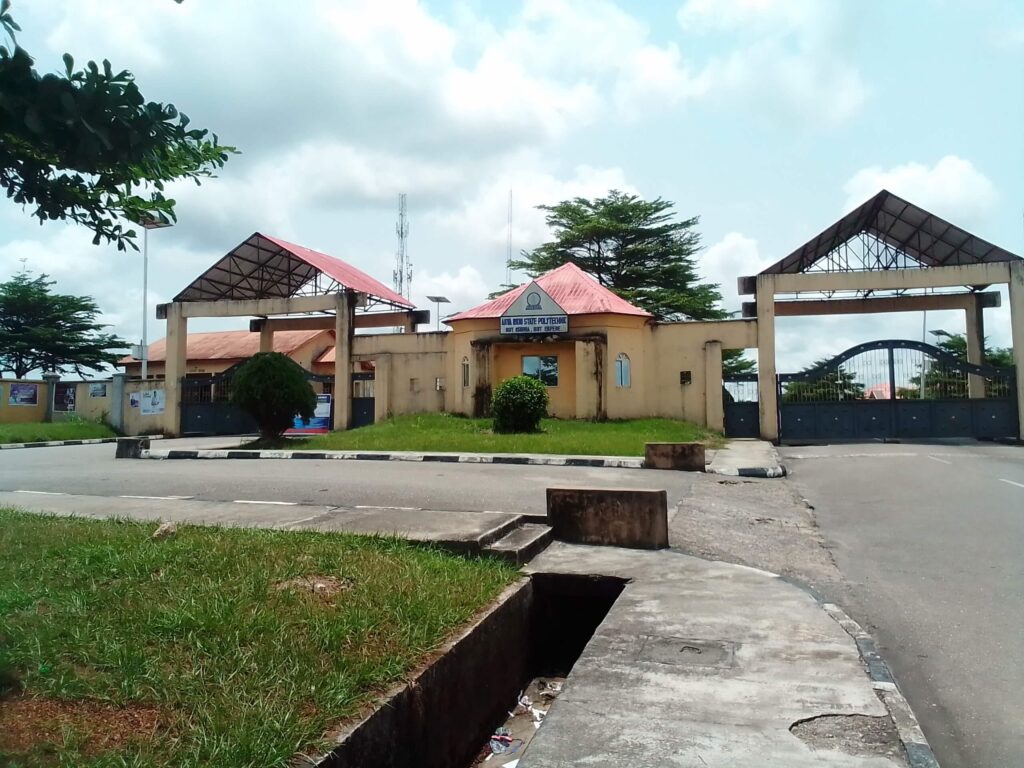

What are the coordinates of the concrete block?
(115, 437, 150, 459)
(546, 488, 668, 550)
(643, 442, 706, 471)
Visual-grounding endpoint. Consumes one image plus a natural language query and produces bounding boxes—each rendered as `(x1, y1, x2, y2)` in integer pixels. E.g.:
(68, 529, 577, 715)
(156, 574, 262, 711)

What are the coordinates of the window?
(461, 357, 470, 388)
(615, 353, 631, 388)
(522, 355, 559, 387)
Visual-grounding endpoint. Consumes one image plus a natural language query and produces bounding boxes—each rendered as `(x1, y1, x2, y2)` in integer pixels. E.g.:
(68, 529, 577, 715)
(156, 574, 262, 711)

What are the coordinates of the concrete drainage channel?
(312, 573, 626, 768)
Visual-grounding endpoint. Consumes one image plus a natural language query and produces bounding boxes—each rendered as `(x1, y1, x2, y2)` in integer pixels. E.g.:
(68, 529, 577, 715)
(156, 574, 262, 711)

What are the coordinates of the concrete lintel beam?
(768, 263, 1012, 295)
(741, 291, 1002, 318)
(157, 293, 351, 320)
(248, 309, 430, 332)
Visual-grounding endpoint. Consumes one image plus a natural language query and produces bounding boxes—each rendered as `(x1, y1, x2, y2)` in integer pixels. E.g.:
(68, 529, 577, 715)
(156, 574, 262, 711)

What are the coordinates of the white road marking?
(14, 489, 67, 495)
(233, 499, 298, 506)
(354, 504, 421, 511)
(927, 455, 952, 465)
(120, 495, 194, 500)
(277, 514, 322, 528)
(998, 479, 1024, 489)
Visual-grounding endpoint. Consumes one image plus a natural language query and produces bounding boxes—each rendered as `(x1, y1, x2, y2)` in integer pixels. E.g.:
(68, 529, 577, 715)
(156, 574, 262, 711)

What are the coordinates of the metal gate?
(181, 374, 258, 436)
(723, 374, 760, 438)
(352, 371, 375, 429)
(181, 368, 339, 436)
(778, 339, 1017, 442)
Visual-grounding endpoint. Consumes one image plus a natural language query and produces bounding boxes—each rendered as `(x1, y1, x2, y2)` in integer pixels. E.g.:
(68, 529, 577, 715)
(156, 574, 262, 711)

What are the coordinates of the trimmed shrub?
(492, 375, 549, 433)
(230, 352, 317, 439)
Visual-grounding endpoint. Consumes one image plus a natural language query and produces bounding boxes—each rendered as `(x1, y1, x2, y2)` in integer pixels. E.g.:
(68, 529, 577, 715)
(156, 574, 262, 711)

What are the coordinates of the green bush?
(230, 352, 316, 439)
(492, 375, 549, 433)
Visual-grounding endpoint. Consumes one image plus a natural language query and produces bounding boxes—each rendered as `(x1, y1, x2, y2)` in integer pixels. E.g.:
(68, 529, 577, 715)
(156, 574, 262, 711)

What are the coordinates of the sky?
(1, 0, 1023, 372)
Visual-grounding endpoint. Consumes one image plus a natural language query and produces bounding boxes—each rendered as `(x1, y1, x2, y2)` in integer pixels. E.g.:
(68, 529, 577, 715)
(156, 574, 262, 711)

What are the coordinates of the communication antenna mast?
(505, 189, 513, 286)
(393, 193, 411, 299)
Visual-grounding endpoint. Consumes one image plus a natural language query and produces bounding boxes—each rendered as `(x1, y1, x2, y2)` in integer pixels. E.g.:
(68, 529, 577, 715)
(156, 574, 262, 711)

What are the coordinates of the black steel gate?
(723, 374, 760, 438)
(352, 371, 375, 429)
(778, 339, 1017, 442)
(181, 367, 339, 436)
(181, 374, 258, 436)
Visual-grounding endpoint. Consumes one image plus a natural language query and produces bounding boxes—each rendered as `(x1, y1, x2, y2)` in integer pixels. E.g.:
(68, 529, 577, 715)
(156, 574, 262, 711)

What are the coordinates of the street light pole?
(139, 219, 173, 379)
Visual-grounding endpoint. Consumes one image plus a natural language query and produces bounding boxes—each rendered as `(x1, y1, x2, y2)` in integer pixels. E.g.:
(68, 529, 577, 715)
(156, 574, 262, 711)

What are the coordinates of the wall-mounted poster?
(140, 389, 165, 416)
(89, 383, 108, 398)
(287, 394, 332, 434)
(8, 382, 38, 406)
(54, 382, 77, 412)
(129, 392, 141, 408)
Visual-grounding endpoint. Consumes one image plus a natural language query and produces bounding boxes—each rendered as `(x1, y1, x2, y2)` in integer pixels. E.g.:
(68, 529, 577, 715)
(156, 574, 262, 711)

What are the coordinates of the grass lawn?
(0, 510, 518, 767)
(0, 421, 116, 445)
(296, 412, 722, 455)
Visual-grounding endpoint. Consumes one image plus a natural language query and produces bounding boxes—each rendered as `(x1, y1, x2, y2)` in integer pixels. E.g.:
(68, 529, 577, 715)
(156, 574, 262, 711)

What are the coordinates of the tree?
(230, 353, 316, 441)
(782, 361, 865, 402)
(0, 1, 236, 251)
(510, 190, 755, 374)
(0, 271, 126, 378)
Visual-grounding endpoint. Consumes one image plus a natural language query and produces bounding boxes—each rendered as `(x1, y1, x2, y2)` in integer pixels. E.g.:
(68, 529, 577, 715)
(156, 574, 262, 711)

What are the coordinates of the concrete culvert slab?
(790, 714, 905, 761)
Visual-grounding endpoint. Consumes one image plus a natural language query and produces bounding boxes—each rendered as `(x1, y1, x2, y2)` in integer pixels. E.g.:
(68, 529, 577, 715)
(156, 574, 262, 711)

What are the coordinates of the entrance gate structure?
(776, 339, 1018, 441)
(157, 232, 422, 436)
(739, 189, 1024, 442)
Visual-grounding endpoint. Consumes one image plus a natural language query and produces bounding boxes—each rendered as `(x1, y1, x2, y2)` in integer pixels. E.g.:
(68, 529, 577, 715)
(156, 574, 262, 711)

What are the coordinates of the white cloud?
(677, 0, 868, 123)
(843, 155, 999, 224)
(413, 265, 490, 319)
(699, 232, 773, 312)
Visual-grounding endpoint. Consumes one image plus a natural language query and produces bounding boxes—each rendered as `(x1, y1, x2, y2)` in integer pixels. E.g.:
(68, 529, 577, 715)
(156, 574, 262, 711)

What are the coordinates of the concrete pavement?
(783, 440, 1024, 768)
(522, 543, 908, 767)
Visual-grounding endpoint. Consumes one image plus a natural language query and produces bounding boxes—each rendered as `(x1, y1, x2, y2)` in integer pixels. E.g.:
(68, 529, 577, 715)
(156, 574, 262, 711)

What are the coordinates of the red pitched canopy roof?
(173, 232, 413, 308)
(446, 263, 651, 322)
(118, 329, 330, 364)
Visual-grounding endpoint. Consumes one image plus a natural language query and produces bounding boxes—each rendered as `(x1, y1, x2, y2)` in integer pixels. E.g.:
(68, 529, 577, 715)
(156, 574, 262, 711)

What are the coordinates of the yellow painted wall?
(0, 380, 48, 423)
(122, 379, 168, 436)
(349, 332, 448, 418)
(493, 341, 577, 418)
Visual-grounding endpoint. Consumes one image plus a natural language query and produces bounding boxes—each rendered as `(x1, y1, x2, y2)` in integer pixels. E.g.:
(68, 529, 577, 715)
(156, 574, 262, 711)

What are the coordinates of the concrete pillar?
(704, 341, 724, 432)
(374, 354, 391, 423)
(965, 294, 986, 399)
(163, 302, 187, 436)
(333, 293, 353, 431)
(574, 340, 600, 420)
(110, 373, 127, 433)
(1008, 261, 1024, 440)
(755, 275, 779, 442)
(259, 325, 274, 354)
(42, 373, 60, 422)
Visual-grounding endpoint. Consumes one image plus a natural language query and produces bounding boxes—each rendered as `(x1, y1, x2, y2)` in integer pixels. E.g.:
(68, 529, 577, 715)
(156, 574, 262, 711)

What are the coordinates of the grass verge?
(0, 509, 518, 767)
(290, 412, 722, 455)
(0, 421, 116, 445)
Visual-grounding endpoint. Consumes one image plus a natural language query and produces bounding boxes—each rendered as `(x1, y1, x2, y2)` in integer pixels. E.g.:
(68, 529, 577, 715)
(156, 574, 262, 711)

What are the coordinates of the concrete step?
(483, 524, 553, 566)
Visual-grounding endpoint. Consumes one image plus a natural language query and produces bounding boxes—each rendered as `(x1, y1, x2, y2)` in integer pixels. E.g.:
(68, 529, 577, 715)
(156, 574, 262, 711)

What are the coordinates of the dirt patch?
(0, 694, 163, 756)
(275, 574, 353, 601)
(790, 713, 904, 761)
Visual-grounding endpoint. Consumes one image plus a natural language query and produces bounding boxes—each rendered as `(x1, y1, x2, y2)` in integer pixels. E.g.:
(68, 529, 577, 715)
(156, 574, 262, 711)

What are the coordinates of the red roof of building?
(260, 234, 413, 308)
(173, 232, 413, 308)
(119, 329, 330, 364)
(446, 263, 651, 322)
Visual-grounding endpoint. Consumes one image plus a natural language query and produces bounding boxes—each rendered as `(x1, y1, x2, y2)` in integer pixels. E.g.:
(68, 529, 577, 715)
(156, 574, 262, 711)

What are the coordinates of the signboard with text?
(499, 282, 568, 335)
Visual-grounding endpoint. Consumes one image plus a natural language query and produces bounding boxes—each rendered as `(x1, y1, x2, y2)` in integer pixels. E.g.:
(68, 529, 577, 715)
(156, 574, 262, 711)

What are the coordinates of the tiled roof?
(119, 329, 330, 364)
(446, 262, 651, 322)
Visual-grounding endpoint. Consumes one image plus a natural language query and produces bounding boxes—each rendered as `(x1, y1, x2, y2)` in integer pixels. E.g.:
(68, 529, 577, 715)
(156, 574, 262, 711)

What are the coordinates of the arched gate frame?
(776, 340, 1017, 441)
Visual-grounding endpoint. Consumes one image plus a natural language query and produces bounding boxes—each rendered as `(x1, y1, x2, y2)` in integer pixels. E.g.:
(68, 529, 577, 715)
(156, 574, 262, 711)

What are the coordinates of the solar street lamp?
(426, 295, 451, 331)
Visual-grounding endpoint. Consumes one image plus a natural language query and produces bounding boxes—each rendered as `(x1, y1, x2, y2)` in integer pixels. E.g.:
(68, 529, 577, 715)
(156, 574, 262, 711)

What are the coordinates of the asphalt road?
(782, 440, 1024, 768)
(0, 440, 693, 517)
